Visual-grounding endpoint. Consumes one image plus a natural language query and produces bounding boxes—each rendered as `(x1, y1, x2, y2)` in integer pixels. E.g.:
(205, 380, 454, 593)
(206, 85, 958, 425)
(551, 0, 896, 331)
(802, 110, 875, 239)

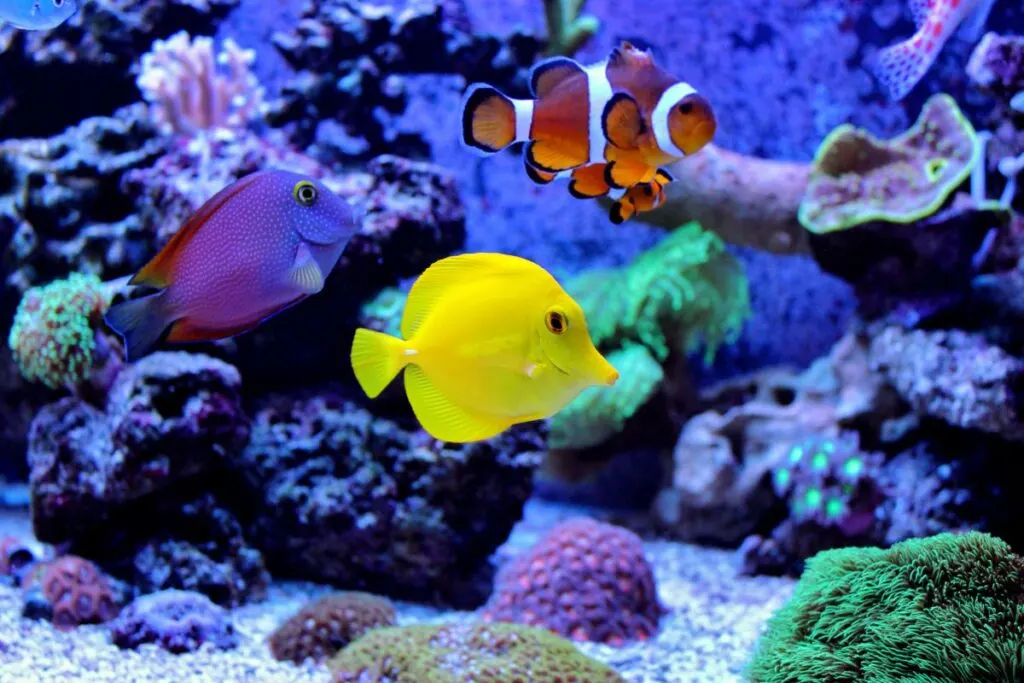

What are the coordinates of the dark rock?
(233, 390, 542, 607)
(0, 0, 239, 138)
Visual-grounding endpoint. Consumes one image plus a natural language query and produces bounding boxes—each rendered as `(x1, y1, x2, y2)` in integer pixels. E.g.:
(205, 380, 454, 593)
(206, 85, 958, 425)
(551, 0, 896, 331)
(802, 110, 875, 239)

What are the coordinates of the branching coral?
(329, 622, 626, 682)
(547, 343, 664, 451)
(542, 0, 599, 57)
(568, 221, 750, 365)
(136, 31, 266, 138)
(7, 272, 120, 392)
(482, 517, 663, 645)
(747, 531, 1024, 683)
(798, 93, 980, 234)
(269, 592, 397, 664)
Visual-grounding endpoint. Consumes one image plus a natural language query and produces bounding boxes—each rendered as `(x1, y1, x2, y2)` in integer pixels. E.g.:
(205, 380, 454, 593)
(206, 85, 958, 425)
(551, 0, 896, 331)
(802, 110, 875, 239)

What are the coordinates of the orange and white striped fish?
(460, 41, 716, 224)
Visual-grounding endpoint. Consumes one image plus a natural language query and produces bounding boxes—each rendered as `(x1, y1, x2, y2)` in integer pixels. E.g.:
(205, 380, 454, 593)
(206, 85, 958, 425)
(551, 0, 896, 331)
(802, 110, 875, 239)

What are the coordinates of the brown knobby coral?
(269, 592, 397, 664)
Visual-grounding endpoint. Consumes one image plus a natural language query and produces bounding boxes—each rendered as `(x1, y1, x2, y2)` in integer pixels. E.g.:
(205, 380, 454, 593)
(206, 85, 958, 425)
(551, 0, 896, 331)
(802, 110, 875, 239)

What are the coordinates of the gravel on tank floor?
(0, 500, 793, 683)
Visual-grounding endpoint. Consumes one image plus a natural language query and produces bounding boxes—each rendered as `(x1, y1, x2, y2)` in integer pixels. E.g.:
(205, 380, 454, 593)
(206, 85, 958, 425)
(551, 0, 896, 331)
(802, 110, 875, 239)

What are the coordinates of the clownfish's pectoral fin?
(524, 141, 586, 174)
(654, 167, 675, 186)
(567, 164, 611, 199)
(528, 56, 585, 98)
(608, 188, 637, 225)
(601, 93, 645, 150)
(603, 158, 656, 190)
(461, 84, 533, 155)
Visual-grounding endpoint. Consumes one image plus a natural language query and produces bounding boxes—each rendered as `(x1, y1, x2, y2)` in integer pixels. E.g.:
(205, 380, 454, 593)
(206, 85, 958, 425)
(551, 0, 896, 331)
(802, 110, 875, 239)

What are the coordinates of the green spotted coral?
(548, 343, 664, 451)
(798, 93, 980, 234)
(567, 221, 750, 365)
(7, 272, 112, 390)
(329, 621, 625, 682)
(747, 531, 1024, 683)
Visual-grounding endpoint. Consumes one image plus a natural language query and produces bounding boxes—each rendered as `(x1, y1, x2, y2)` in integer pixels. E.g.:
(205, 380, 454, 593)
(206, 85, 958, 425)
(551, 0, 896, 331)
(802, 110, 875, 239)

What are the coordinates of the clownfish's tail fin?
(460, 84, 533, 156)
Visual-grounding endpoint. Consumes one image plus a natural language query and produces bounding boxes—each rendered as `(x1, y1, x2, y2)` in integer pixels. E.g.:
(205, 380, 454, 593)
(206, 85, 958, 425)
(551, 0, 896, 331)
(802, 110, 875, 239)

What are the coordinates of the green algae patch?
(799, 93, 980, 235)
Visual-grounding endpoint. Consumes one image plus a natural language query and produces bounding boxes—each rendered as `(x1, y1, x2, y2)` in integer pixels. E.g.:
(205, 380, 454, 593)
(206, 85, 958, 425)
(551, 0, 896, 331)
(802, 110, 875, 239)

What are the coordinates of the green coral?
(548, 343, 664, 450)
(568, 221, 750, 365)
(542, 0, 599, 57)
(747, 531, 1024, 683)
(798, 93, 980, 234)
(358, 286, 406, 337)
(329, 622, 625, 682)
(7, 273, 111, 390)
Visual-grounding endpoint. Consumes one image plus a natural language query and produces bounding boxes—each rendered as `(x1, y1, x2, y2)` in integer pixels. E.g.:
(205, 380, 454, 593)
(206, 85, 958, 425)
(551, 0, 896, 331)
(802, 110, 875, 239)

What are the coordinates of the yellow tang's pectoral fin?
(404, 365, 510, 443)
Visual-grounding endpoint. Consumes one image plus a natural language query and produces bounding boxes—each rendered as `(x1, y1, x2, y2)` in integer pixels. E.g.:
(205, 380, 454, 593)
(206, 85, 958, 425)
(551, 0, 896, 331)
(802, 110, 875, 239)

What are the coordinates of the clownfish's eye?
(293, 180, 318, 206)
(545, 309, 567, 335)
(678, 101, 693, 114)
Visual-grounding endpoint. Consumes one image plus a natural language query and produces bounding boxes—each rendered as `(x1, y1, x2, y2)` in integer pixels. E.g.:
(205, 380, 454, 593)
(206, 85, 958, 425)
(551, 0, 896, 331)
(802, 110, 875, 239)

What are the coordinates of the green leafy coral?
(329, 622, 625, 682)
(798, 93, 980, 234)
(747, 531, 1024, 683)
(542, 0, 599, 57)
(568, 221, 750, 365)
(548, 343, 664, 451)
(7, 273, 112, 390)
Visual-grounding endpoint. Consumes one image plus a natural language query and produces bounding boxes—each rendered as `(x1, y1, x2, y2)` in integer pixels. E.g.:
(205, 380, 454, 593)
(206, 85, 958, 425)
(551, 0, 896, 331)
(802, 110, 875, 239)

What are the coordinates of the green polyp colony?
(788, 445, 804, 464)
(824, 497, 845, 519)
(359, 286, 406, 337)
(797, 93, 980, 234)
(843, 456, 863, 478)
(773, 468, 791, 490)
(804, 487, 822, 510)
(7, 272, 111, 390)
(810, 451, 828, 470)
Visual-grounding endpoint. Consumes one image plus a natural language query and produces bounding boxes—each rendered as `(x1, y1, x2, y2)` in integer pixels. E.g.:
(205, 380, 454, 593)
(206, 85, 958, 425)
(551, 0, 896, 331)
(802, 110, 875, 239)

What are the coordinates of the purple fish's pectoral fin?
(289, 242, 325, 295)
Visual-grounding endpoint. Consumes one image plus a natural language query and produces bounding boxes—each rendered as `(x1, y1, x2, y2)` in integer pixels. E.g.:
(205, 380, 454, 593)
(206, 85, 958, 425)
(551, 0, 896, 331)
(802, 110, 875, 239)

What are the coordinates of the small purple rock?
(110, 589, 237, 654)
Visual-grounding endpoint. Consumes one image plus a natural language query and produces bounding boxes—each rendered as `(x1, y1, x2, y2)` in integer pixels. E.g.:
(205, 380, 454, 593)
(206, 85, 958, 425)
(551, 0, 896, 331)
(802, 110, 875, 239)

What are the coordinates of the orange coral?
(23, 556, 120, 631)
(269, 592, 397, 664)
(482, 517, 664, 646)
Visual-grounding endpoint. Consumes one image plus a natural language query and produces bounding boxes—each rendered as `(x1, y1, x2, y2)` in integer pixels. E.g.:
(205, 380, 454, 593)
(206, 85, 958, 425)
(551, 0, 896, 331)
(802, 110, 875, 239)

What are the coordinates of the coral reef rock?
(269, 592, 397, 664)
(0, 0, 239, 137)
(868, 326, 1024, 441)
(235, 391, 542, 607)
(110, 589, 238, 654)
(328, 622, 626, 682)
(482, 517, 664, 645)
(268, 0, 541, 160)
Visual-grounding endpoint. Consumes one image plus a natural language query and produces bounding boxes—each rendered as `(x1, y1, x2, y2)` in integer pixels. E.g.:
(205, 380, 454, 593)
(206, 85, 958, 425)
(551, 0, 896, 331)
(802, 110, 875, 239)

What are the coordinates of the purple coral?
(110, 589, 238, 654)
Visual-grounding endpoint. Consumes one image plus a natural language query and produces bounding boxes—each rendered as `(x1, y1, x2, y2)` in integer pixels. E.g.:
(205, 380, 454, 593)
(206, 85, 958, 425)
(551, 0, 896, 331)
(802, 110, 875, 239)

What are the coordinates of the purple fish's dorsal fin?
(130, 170, 267, 288)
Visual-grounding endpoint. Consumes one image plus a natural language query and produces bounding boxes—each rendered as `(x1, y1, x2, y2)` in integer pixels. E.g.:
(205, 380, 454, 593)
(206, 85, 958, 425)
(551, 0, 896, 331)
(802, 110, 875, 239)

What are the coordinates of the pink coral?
(22, 555, 120, 631)
(482, 517, 663, 646)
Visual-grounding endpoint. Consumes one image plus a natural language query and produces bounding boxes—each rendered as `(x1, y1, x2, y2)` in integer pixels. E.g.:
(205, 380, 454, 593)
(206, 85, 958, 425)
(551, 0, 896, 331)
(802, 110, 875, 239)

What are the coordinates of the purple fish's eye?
(292, 180, 318, 207)
(545, 309, 567, 335)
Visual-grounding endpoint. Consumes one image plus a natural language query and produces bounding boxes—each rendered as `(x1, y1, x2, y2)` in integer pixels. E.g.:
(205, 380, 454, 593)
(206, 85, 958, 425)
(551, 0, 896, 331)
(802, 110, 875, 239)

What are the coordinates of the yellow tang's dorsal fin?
(400, 252, 546, 339)
(130, 170, 267, 288)
(404, 365, 509, 443)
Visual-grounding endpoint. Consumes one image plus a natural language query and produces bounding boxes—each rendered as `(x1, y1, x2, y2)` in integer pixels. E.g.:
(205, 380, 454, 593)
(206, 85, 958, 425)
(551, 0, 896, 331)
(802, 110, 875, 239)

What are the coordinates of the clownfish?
(459, 41, 716, 224)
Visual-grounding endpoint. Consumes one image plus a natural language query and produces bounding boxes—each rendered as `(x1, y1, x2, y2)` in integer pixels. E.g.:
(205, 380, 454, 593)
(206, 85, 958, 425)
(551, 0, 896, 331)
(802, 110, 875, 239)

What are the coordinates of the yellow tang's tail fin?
(350, 328, 410, 398)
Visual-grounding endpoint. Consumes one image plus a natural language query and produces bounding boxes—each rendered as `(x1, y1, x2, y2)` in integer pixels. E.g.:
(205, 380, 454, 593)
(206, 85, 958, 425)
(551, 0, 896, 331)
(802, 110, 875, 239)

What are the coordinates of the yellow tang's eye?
(545, 309, 567, 335)
(293, 180, 318, 207)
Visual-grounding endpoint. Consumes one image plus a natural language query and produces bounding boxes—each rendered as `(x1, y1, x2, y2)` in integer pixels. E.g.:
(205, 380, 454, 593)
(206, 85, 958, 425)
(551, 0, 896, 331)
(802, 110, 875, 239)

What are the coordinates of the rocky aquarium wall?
(1, 0, 1023, 681)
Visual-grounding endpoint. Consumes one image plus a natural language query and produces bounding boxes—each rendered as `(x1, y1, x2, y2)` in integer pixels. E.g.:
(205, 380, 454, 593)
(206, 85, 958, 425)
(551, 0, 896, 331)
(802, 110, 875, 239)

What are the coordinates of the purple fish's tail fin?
(868, 32, 936, 101)
(103, 291, 172, 363)
(350, 328, 410, 399)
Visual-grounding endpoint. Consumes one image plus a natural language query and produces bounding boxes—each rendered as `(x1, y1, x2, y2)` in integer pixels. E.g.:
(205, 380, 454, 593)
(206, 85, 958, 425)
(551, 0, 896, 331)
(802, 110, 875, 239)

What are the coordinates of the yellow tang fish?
(350, 252, 619, 443)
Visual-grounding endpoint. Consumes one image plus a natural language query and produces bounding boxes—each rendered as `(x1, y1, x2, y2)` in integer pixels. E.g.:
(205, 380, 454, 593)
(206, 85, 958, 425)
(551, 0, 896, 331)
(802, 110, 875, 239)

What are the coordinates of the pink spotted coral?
(135, 30, 266, 138)
(482, 517, 664, 645)
(22, 555, 120, 631)
(7, 272, 116, 391)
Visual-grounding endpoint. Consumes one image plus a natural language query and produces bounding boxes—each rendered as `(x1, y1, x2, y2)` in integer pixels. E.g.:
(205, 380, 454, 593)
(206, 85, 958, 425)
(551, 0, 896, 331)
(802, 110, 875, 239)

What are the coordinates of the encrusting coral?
(269, 592, 397, 664)
(747, 531, 1024, 683)
(135, 31, 267, 138)
(328, 622, 626, 682)
(482, 517, 664, 645)
(110, 589, 238, 654)
(798, 93, 980, 235)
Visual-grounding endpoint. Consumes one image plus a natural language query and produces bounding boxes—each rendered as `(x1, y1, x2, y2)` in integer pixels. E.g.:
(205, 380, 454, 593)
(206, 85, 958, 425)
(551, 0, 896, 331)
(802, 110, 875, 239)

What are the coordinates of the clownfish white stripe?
(652, 82, 697, 159)
(608, 187, 627, 200)
(583, 60, 613, 165)
(513, 99, 534, 143)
